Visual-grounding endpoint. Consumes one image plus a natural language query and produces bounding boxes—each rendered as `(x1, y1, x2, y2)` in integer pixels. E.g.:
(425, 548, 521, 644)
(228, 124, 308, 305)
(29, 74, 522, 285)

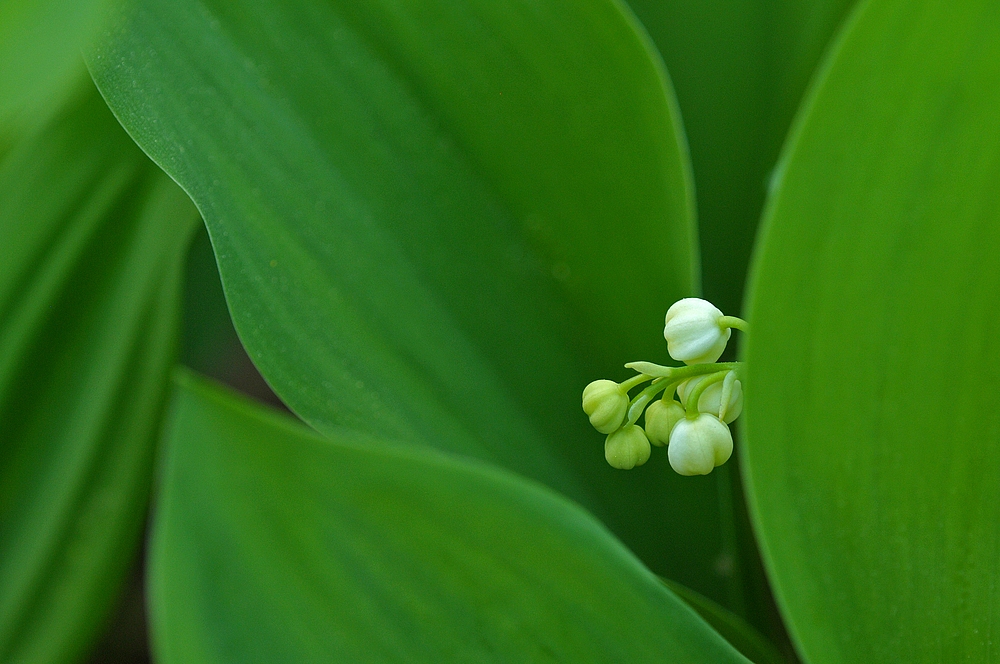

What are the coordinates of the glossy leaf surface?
(744, 0, 1000, 660)
(0, 83, 198, 663)
(152, 370, 749, 663)
(88, 0, 732, 597)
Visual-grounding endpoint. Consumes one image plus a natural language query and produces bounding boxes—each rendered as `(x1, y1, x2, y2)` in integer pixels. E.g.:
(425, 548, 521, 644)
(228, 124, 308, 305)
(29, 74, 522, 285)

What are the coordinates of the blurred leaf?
(743, 0, 1000, 660)
(0, 0, 110, 149)
(623, 0, 762, 318)
(179, 226, 289, 409)
(179, 227, 243, 378)
(0, 82, 198, 663)
(661, 578, 788, 664)
(152, 369, 750, 663)
(624, 0, 855, 633)
(89, 0, 735, 597)
(626, 0, 856, 315)
(760, 0, 860, 169)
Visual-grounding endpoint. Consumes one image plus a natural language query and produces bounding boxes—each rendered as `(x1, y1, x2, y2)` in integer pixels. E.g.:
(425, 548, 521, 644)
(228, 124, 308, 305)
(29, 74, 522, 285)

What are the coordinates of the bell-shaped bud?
(663, 298, 731, 365)
(605, 424, 651, 470)
(644, 399, 685, 447)
(715, 371, 743, 423)
(582, 379, 628, 434)
(667, 414, 733, 476)
(676, 376, 699, 405)
(677, 374, 744, 424)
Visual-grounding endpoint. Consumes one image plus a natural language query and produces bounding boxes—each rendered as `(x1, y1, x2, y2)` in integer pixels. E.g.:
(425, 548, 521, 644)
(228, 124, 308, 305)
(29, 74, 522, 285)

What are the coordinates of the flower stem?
(719, 316, 749, 333)
(684, 370, 729, 418)
(627, 378, 669, 425)
(625, 360, 741, 380)
(620, 373, 653, 392)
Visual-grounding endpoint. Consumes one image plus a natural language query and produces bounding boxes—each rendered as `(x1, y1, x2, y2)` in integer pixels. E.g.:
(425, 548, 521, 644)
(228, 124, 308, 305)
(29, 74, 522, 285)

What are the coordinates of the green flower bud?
(677, 375, 743, 424)
(582, 379, 628, 434)
(663, 298, 731, 365)
(667, 414, 733, 476)
(644, 399, 685, 447)
(605, 424, 651, 470)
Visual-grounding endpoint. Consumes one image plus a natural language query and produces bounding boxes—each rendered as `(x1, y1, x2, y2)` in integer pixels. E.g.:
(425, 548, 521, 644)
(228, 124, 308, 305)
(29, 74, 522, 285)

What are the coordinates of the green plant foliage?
(87, 0, 693, 469)
(0, 82, 198, 663)
(179, 227, 245, 379)
(624, 0, 761, 318)
(89, 0, 741, 604)
(1, 0, 995, 660)
(626, 0, 855, 316)
(624, 0, 856, 636)
(0, 0, 109, 149)
(743, 0, 1000, 660)
(151, 369, 750, 664)
(660, 578, 786, 664)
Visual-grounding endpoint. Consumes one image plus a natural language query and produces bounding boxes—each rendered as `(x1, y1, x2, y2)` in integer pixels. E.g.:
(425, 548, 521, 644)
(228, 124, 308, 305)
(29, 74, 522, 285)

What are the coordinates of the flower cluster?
(581, 298, 748, 476)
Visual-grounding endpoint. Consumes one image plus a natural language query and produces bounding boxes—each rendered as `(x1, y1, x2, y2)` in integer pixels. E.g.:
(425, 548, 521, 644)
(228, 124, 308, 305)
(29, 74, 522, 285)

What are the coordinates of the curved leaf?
(743, 0, 1000, 660)
(625, 0, 856, 316)
(0, 82, 198, 663)
(661, 578, 787, 664)
(152, 369, 749, 663)
(88, 0, 725, 587)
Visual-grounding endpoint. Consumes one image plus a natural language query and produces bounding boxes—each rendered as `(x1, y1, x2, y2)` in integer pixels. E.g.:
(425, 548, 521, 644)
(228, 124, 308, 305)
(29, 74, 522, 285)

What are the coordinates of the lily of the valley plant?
(584, 298, 748, 475)
(2, 0, 998, 662)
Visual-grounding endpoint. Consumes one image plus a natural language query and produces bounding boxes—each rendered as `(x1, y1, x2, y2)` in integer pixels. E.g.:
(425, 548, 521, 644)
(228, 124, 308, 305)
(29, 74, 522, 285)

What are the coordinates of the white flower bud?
(582, 379, 628, 434)
(663, 298, 731, 365)
(677, 375, 743, 424)
(644, 399, 685, 447)
(605, 424, 651, 470)
(667, 414, 733, 476)
(676, 376, 699, 405)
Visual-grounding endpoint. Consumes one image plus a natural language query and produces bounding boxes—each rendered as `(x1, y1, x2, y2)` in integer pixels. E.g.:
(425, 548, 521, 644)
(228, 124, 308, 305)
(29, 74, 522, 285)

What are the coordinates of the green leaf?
(89, 0, 730, 596)
(0, 0, 110, 148)
(621, 0, 855, 631)
(179, 226, 246, 379)
(661, 578, 788, 664)
(743, 0, 1000, 660)
(0, 82, 198, 663)
(152, 369, 749, 663)
(625, 0, 855, 316)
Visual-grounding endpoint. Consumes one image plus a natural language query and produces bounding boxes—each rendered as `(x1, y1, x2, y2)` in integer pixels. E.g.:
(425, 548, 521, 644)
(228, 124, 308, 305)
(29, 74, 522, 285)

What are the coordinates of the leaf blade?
(88, 0, 728, 595)
(0, 0, 112, 148)
(152, 370, 750, 663)
(743, 0, 1000, 660)
(661, 578, 788, 664)
(0, 81, 198, 663)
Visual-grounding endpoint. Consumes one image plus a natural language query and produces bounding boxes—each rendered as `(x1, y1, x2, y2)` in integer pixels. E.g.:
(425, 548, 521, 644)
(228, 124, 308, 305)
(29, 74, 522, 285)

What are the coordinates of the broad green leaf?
(179, 226, 288, 408)
(152, 369, 749, 663)
(743, 0, 1000, 660)
(89, 0, 731, 595)
(0, 82, 198, 663)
